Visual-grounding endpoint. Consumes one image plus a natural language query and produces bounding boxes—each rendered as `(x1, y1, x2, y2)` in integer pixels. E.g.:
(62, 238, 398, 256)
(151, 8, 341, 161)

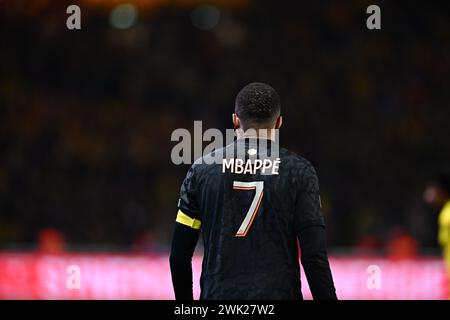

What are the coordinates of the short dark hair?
(235, 82, 281, 129)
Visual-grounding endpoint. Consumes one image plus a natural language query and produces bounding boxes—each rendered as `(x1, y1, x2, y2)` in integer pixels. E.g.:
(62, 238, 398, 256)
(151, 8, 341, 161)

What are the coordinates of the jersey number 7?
(233, 181, 264, 237)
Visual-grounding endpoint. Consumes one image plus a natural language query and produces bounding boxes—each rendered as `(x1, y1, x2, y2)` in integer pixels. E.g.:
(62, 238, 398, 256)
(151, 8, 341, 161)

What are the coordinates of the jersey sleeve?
(177, 164, 202, 230)
(294, 161, 325, 233)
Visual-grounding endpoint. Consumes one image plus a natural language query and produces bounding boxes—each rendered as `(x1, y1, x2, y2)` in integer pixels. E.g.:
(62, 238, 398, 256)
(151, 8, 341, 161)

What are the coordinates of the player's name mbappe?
(222, 157, 281, 175)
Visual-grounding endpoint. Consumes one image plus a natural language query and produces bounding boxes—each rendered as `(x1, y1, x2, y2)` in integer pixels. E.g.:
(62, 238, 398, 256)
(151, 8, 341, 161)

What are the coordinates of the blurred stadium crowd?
(0, 1, 449, 254)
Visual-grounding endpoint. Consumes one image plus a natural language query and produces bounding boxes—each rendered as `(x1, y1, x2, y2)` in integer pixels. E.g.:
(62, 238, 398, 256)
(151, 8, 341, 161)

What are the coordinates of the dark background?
(0, 0, 449, 253)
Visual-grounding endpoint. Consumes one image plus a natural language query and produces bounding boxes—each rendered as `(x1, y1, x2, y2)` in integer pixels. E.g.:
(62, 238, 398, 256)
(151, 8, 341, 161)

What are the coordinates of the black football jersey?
(177, 137, 325, 299)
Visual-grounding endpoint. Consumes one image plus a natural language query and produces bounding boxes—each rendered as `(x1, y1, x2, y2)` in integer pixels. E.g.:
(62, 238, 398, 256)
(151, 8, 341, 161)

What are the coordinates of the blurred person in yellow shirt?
(424, 171, 450, 298)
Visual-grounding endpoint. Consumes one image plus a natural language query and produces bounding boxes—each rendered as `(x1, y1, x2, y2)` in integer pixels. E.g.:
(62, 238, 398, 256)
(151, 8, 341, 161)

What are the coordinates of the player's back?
(183, 137, 320, 299)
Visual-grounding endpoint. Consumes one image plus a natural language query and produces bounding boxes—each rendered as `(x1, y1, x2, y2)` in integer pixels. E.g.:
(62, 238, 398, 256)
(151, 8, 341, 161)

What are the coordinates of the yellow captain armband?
(176, 210, 202, 230)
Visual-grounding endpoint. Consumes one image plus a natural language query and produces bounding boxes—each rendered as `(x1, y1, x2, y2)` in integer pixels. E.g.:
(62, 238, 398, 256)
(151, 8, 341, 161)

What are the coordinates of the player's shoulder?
(280, 148, 320, 189)
(189, 145, 228, 175)
(279, 147, 315, 172)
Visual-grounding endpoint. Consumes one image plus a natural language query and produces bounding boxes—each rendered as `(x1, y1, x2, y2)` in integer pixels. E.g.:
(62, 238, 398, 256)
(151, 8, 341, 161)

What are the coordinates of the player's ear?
(275, 115, 282, 129)
(232, 113, 240, 129)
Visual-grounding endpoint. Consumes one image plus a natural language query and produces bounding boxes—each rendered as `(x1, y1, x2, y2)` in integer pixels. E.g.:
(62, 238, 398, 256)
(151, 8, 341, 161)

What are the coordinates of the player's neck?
(235, 128, 277, 141)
